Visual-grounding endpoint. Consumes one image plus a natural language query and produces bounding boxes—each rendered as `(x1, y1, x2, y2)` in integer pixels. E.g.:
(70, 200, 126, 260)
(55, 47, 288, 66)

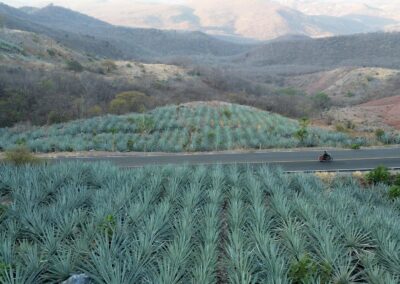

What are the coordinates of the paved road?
(53, 147, 400, 172)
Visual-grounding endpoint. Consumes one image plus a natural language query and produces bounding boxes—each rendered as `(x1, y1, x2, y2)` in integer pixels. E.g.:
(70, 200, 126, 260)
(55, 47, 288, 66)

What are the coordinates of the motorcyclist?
(322, 151, 331, 160)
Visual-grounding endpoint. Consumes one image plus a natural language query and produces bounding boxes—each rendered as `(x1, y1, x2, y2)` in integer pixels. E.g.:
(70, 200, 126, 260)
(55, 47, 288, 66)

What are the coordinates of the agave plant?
(1, 162, 400, 282)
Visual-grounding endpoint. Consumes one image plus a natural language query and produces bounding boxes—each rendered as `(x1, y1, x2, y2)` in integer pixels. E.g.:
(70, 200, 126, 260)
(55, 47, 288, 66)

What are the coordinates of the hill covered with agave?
(0, 102, 367, 153)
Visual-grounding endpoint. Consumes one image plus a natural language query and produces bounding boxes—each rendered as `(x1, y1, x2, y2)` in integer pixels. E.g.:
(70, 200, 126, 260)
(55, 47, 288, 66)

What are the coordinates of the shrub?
(350, 143, 361, 150)
(222, 108, 232, 119)
(4, 147, 41, 165)
(345, 120, 355, 130)
(88, 105, 103, 117)
(137, 115, 155, 135)
(207, 131, 216, 141)
(335, 123, 347, 133)
(313, 92, 331, 110)
(295, 118, 309, 144)
(375, 129, 385, 140)
(366, 166, 391, 184)
(47, 111, 66, 124)
(102, 60, 118, 73)
(66, 60, 84, 72)
(388, 186, 400, 200)
(99, 214, 116, 237)
(109, 91, 148, 114)
(15, 138, 27, 146)
(289, 254, 318, 283)
(127, 139, 134, 151)
(395, 174, 400, 186)
(47, 49, 57, 57)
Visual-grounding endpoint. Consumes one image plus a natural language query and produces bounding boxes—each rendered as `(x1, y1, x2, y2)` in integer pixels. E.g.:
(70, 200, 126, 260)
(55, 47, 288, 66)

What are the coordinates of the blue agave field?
(0, 162, 399, 283)
(0, 103, 368, 153)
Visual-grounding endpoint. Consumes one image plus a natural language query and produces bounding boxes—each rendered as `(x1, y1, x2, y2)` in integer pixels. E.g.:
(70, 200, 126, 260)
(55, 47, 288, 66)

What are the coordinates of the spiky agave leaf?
(82, 232, 143, 284)
(226, 229, 257, 284)
(277, 218, 307, 261)
(191, 186, 222, 284)
(253, 232, 289, 283)
(330, 260, 359, 284)
(342, 226, 376, 255)
(41, 248, 77, 282)
(363, 265, 400, 284)
(0, 265, 41, 284)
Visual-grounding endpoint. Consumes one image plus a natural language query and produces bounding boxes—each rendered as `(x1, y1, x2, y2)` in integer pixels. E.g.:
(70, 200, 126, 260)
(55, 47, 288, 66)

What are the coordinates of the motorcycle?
(319, 154, 333, 162)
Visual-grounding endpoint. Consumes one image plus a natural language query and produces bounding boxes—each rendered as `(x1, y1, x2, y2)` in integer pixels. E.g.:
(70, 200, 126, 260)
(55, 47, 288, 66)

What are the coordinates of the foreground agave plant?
(0, 162, 399, 283)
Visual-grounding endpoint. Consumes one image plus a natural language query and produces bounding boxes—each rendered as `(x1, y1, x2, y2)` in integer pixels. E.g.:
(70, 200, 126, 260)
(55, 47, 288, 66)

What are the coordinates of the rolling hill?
(0, 102, 363, 153)
(237, 32, 400, 69)
(0, 3, 251, 60)
(0, 27, 232, 127)
(73, 0, 398, 41)
(286, 67, 400, 106)
(327, 95, 400, 133)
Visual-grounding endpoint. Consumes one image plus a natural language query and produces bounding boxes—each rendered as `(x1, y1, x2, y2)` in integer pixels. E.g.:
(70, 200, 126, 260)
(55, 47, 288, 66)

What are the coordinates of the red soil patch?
(360, 95, 400, 129)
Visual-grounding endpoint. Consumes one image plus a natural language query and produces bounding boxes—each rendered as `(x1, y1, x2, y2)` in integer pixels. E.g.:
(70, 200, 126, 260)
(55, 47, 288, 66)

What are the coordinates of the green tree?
(295, 117, 310, 144)
(0, 89, 34, 127)
(47, 111, 65, 124)
(313, 92, 331, 110)
(375, 129, 385, 140)
(40, 79, 56, 93)
(66, 60, 84, 72)
(102, 60, 117, 73)
(73, 97, 86, 119)
(137, 115, 155, 135)
(109, 91, 148, 115)
(88, 105, 103, 117)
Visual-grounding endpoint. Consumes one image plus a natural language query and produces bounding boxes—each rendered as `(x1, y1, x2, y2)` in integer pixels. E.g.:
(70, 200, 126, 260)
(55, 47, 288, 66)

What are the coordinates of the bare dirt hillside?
(287, 67, 400, 105)
(326, 95, 400, 131)
(361, 96, 400, 129)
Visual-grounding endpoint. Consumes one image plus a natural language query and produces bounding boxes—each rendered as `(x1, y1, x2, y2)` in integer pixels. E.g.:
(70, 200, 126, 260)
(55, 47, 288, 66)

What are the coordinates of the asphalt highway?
(52, 147, 400, 172)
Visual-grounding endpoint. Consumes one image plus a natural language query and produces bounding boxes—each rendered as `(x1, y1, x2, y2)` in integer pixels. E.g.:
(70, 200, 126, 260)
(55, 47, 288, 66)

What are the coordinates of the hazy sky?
(1, 0, 395, 14)
(2, 0, 186, 8)
(1, 0, 391, 9)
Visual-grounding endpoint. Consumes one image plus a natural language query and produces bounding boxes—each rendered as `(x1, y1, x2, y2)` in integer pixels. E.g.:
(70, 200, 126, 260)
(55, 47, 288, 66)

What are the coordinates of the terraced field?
(0, 162, 399, 283)
(0, 103, 367, 153)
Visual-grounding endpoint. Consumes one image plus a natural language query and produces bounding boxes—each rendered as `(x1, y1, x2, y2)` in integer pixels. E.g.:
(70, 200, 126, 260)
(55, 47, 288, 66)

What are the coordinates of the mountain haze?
(0, 3, 250, 60)
(77, 0, 399, 40)
(237, 32, 400, 70)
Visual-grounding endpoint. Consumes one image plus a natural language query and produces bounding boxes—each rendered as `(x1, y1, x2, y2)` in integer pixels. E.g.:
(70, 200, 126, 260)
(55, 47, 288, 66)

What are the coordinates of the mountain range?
(0, 3, 250, 60)
(69, 0, 400, 41)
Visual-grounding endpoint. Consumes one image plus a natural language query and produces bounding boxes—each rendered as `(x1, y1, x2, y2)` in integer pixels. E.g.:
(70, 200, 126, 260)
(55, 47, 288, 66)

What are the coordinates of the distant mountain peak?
(75, 0, 399, 41)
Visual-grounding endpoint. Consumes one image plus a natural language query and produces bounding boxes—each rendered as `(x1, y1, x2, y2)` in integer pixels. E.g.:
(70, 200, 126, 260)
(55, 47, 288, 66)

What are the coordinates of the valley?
(1, 2, 400, 283)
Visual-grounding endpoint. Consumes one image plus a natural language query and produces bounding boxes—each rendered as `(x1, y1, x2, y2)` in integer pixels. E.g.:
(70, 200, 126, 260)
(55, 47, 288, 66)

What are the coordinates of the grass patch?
(388, 186, 400, 200)
(3, 147, 42, 165)
(366, 165, 391, 185)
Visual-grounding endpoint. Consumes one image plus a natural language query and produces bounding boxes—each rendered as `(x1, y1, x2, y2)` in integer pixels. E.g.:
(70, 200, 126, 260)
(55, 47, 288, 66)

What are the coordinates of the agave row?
(0, 104, 371, 153)
(0, 162, 400, 283)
